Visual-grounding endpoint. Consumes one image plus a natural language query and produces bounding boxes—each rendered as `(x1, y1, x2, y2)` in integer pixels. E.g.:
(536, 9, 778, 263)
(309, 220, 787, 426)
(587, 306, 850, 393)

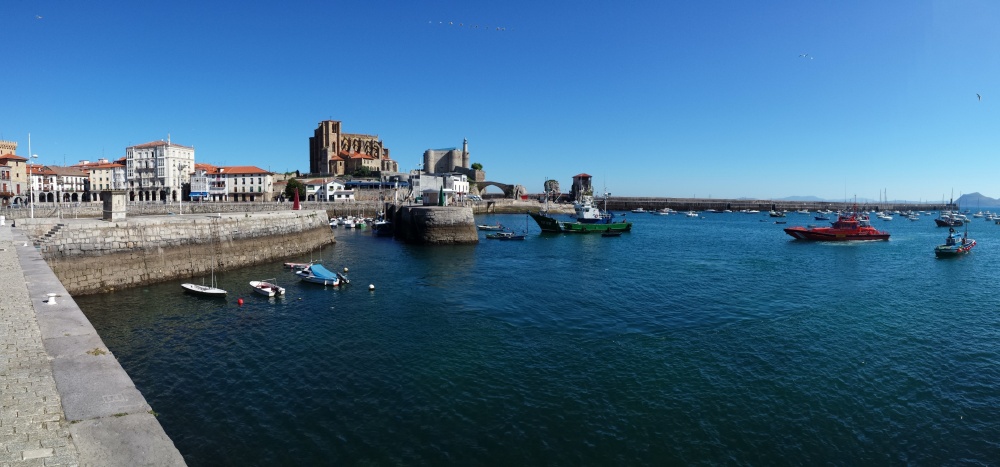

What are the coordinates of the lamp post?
(29, 154, 38, 219)
(177, 163, 188, 215)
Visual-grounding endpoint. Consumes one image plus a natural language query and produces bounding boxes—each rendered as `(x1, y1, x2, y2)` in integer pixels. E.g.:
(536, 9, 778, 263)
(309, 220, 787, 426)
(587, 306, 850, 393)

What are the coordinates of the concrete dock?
(1, 223, 185, 466)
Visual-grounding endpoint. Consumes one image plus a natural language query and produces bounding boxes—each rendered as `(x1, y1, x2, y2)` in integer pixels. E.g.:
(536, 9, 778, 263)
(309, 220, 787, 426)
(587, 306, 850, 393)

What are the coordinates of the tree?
(471, 162, 483, 171)
(285, 178, 306, 200)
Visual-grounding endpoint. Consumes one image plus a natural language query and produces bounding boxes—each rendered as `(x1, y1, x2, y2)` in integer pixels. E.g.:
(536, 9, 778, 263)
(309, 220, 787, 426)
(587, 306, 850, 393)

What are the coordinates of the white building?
(187, 164, 273, 202)
(72, 159, 127, 197)
(126, 139, 194, 202)
(303, 179, 356, 202)
(410, 172, 469, 202)
(189, 165, 229, 202)
(224, 166, 274, 202)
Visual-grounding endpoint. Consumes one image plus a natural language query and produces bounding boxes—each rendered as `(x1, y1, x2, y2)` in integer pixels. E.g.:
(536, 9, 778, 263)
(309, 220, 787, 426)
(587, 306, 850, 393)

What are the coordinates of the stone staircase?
(34, 223, 65, 249)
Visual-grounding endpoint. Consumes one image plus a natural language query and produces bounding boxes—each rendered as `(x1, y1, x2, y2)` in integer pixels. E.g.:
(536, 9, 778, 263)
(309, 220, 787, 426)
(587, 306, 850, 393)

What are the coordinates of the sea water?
(75, 212, 1000, 465)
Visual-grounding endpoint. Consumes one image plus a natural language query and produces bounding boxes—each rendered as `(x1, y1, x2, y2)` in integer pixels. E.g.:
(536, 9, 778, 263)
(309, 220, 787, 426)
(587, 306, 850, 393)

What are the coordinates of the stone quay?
(15, 210, 334, 296)
(1, 223, 185, 466)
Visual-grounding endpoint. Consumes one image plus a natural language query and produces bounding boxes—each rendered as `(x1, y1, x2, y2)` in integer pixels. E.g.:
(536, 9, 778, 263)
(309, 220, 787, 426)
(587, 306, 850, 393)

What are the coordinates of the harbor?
(58, 211, 1000, 464)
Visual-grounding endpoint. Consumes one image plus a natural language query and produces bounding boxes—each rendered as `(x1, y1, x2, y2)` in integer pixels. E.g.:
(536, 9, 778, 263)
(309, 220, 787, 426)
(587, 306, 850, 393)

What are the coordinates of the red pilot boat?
(783, 211, 890, 241)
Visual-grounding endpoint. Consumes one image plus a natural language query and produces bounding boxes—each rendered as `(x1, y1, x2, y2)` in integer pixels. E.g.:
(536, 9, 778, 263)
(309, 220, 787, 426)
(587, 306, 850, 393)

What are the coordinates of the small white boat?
(283, 261, 313, 271)
(183, 262, 226, 297)
(685, 211, 699, 217)
(250, 279, 285, 297)
(181, 282, 227, 297)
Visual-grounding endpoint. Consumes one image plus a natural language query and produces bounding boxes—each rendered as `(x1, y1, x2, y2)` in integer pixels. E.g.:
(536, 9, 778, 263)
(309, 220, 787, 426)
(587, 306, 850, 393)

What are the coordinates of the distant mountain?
(956, 192, 999, 207)
(778, 196, 826, 202)
(778, 195, 876, 203)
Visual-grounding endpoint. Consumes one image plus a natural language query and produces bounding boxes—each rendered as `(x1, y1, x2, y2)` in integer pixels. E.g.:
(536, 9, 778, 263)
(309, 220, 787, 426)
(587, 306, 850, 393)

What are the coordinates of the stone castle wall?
(16, 210, 334, 295)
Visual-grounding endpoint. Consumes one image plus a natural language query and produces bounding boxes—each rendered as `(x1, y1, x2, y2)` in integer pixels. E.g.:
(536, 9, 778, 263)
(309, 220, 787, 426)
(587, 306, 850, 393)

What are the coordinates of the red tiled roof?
(338, 151, 375, 160)
(195, 163, 221, 174)
(0, 154, 28, 162)
(220, 165, 270, 175)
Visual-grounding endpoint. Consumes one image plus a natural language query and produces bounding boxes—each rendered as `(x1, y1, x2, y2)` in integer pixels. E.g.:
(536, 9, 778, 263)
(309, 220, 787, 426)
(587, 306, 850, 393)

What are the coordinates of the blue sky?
(4, 0, 1000, 200)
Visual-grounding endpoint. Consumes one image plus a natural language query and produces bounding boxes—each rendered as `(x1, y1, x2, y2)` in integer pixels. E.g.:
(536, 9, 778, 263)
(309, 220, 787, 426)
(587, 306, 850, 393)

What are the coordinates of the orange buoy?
(238, 298, 244, 306)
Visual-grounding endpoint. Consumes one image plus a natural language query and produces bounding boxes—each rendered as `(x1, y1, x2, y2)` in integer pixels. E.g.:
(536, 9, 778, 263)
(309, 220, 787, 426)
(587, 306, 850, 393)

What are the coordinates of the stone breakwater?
(15, 210, 334, 295)
(393, 206, 478, 244)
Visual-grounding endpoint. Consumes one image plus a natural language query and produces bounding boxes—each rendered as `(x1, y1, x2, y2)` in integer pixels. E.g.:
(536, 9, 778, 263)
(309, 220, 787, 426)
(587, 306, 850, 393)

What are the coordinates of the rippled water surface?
(75, 212, 1000, 465)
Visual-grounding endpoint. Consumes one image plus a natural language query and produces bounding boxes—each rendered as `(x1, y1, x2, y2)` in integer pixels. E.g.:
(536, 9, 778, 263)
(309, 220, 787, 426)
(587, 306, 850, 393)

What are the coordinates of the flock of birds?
(429, 20, 509, 32)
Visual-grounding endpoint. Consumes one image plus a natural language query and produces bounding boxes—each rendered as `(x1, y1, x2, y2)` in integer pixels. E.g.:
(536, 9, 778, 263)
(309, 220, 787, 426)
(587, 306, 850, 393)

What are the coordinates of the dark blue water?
(75, 212, 1000, 465)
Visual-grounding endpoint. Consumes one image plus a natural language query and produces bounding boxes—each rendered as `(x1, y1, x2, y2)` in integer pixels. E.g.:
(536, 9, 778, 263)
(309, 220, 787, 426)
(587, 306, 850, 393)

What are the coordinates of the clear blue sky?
(4, 0, 1000, 201)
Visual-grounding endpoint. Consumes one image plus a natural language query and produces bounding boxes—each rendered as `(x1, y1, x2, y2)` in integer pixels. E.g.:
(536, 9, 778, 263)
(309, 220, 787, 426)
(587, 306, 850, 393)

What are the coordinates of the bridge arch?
(476, 181, 516, 198)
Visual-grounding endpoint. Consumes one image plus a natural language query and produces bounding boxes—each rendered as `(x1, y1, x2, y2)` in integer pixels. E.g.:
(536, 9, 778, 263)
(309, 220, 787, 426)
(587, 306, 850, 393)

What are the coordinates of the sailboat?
(183, 219, 228, 297)
(182, 261, 227, 297)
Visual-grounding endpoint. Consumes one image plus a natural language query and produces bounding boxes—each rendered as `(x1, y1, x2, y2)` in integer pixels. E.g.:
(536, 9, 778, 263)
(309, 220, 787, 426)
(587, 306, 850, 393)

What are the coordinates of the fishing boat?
(529, 192, 632, 234)
(371, 219, 394, 237)
(934, 212, 964, 227)
(249, 279, 285, 297)
(296, 264, 341, 286)
(783, 210, 890, 241)
(477, 223, 504, 231)
(486, 231, 525, 240)
(934, 227, 976, 258)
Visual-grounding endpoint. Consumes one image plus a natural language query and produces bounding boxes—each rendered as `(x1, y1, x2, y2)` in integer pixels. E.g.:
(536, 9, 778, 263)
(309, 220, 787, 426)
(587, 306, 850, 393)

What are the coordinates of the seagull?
(977, 93, 982, 101)
(799, 53, 813, 59)
(35, 15, 42, 19)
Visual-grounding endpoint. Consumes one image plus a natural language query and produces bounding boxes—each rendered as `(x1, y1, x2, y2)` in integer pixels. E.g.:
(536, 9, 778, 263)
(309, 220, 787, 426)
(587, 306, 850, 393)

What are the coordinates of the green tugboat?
(529, 192, 632, 234)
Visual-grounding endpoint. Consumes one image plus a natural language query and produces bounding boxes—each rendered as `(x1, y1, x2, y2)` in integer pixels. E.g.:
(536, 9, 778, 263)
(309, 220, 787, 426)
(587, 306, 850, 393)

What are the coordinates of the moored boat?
(529, 192, 632, 234)
(486, 231, 525, 240)
(783, 210, 890, 241)
(250, 279, 285, 297)
(477, 223, 504, 231)
(283, 261, 313, 271)
(296, 264, 341, 286)
(934, 227, 976, 257)
(181, 282, 227, 297)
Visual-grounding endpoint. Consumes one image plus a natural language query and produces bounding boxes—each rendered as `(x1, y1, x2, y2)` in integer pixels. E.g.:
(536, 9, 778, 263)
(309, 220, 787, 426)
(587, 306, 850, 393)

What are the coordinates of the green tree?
(471, 162, 483, 171)
(285, 178, 306, 199)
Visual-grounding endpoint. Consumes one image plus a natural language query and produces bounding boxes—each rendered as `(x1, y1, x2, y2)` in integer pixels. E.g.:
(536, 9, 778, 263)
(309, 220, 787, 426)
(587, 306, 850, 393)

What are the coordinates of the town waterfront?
(74, 211, 1000, 465)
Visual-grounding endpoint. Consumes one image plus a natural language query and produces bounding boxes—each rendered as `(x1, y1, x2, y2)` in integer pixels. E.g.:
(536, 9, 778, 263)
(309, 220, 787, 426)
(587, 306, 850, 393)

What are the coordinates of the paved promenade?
(1, 223, 185, 466)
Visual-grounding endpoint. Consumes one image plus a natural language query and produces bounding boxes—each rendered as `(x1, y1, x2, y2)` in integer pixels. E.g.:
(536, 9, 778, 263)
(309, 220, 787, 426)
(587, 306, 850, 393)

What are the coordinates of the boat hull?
(181, 283, 227, 297)
(934, 239, 976, 257)
(783, 227, 890, 241)
(250, 281, 284, 297)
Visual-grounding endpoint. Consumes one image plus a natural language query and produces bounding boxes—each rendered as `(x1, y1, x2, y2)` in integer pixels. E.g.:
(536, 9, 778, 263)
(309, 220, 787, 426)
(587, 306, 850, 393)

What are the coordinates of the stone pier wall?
(16, 210, 334, 295)
(394, 206, 478, 244)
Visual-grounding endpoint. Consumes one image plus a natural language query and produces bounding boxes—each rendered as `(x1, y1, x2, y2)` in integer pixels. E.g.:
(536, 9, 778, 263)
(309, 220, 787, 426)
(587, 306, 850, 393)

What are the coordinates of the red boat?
(783, 212, 890, 241)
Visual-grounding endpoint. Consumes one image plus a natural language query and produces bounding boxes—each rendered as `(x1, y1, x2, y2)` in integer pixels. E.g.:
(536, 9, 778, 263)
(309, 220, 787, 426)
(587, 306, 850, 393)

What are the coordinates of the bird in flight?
(35, 15, 43, 19)
(977, 93, 982, 101)
(799, 54, 813, 59)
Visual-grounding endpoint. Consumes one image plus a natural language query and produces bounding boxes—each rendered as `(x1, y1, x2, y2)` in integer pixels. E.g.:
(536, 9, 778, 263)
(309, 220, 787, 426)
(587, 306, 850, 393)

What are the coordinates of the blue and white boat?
(296, 264, 341, 286)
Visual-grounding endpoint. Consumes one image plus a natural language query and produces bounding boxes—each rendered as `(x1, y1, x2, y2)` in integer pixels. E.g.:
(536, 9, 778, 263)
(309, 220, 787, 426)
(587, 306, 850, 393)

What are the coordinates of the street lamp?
(177, 163, 188, 215)
(29, 154, 38, 219)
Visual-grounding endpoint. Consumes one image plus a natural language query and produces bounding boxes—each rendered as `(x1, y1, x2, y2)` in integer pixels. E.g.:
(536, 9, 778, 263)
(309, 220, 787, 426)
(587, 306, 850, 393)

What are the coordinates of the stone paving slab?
(1, 226, 79, 466)
(3, 225, 186, 466)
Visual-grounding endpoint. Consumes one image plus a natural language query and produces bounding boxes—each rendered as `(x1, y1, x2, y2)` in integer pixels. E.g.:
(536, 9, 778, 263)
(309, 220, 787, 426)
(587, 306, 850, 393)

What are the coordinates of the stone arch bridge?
(475, 181, 526, 198)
